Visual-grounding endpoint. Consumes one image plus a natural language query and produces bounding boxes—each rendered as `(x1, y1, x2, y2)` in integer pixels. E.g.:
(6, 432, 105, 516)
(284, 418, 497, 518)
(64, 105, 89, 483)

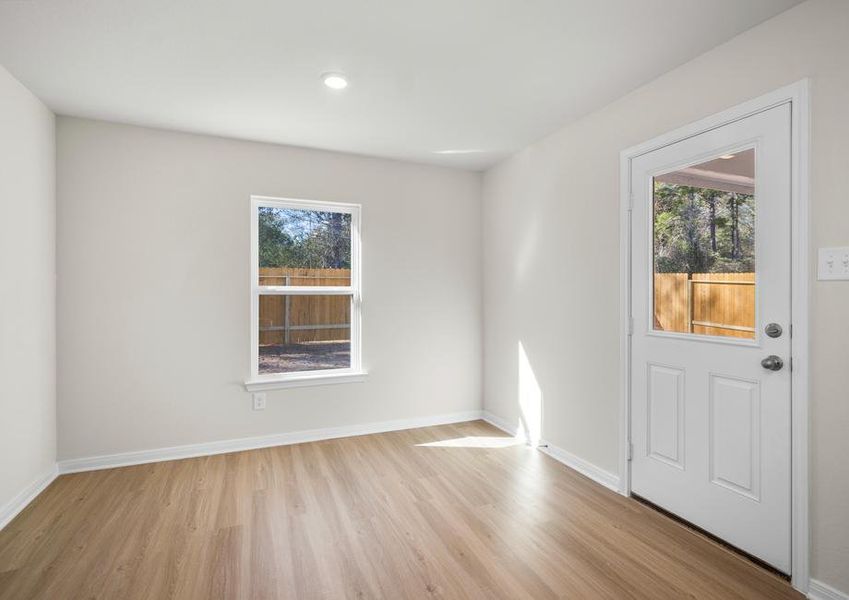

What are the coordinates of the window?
(247, 196, 363, 390)
(652, 148, 756, 339)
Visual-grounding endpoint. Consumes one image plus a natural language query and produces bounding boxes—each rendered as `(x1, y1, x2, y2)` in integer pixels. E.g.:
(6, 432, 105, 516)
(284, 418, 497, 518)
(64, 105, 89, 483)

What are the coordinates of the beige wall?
(0, 65, 56, 515)
(482, 0, 848, 592)
(57, 118, 482, 460)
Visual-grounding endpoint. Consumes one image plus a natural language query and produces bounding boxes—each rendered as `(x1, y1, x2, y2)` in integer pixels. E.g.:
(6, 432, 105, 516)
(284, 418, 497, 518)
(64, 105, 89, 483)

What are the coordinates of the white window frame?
(245, 195, 365, 391)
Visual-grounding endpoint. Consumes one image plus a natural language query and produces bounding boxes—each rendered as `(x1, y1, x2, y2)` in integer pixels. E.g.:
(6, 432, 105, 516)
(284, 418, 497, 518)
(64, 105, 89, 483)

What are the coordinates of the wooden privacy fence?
(258, 268, 351, 345)
(654, 272, 755, 339)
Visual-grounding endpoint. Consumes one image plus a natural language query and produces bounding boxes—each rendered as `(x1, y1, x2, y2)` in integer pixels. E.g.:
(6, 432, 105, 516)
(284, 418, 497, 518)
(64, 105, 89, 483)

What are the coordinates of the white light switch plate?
(818, 247, 849, 280)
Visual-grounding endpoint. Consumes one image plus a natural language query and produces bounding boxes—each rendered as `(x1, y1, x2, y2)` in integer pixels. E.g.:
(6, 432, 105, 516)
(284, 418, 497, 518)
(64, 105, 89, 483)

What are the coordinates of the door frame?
(618, 80, 810, 593)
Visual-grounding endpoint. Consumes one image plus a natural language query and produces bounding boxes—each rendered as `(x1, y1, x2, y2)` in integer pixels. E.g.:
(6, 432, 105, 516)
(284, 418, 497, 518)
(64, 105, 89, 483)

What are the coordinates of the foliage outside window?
(258, 207, 352, 270)
(653, 183, 755, 275)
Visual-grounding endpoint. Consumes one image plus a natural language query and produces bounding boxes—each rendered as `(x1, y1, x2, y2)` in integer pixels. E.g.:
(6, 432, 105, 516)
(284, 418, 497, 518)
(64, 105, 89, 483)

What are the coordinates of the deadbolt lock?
(764, 323, 783, 338)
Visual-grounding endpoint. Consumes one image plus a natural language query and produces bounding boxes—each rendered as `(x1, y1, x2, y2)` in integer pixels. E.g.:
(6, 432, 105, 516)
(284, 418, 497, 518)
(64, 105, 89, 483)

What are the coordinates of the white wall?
(0, 65, 56, 517)
(56, 117, 481, 461)
(482, 0, 848, 593)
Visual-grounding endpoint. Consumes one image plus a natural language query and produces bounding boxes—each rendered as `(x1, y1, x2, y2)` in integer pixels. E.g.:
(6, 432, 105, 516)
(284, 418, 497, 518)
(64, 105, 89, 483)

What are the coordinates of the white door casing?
(629, 104, 792, 572)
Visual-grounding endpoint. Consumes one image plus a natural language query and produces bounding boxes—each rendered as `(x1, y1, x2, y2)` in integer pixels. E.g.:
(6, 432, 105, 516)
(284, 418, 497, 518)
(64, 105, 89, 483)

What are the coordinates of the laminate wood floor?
(0, 420, 803, 599)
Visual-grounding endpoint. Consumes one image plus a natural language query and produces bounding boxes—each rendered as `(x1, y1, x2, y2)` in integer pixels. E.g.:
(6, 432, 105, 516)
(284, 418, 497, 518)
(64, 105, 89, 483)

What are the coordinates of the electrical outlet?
(252, 392, 267, 411)
(818, 246, 849, 280)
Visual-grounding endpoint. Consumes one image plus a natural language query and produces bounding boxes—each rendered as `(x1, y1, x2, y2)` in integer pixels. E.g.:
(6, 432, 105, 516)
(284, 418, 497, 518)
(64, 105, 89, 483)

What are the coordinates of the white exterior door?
(629, 103, 792, 573)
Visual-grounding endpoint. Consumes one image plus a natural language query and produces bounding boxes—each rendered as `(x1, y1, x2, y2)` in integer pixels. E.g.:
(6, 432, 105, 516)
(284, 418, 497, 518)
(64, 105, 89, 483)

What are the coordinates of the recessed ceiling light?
(719, 154, 736, 160)
(433, 149, 482, 155)
(322, 72, 348, 90)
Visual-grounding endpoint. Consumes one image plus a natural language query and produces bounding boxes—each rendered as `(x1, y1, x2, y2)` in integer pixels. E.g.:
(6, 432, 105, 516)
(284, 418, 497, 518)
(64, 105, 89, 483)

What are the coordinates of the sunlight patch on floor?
(416, 436, 526, 448)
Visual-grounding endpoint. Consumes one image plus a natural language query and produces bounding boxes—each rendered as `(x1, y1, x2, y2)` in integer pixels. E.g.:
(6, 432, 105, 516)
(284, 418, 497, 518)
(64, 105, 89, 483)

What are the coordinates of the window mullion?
(256, 286, 354, 296)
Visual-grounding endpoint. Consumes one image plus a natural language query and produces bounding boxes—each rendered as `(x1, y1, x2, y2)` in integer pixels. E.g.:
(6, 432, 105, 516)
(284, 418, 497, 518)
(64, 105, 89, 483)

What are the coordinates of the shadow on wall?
(515, 216, 540, 286)
(518, 341, 542, 445)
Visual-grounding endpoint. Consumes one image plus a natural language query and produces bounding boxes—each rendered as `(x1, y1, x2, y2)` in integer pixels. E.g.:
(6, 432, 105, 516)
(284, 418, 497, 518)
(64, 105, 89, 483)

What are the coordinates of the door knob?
(761, 355, 784, 371)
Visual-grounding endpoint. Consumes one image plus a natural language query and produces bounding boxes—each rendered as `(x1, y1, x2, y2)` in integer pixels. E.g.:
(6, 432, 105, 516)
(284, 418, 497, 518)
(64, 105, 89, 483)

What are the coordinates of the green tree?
(258, 207, 296, 267)
(258, 207, 351, 269)
(653, 182, 754, 274)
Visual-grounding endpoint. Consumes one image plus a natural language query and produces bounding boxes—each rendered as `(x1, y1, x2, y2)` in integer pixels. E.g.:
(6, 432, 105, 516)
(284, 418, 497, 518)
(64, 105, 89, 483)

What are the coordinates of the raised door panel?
(647, 364, 685, 470)
(709, 374, 761, 501)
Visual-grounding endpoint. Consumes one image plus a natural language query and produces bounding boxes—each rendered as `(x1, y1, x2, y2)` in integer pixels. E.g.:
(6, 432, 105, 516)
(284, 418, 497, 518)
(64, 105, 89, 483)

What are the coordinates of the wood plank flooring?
(0, 420, 803, 599)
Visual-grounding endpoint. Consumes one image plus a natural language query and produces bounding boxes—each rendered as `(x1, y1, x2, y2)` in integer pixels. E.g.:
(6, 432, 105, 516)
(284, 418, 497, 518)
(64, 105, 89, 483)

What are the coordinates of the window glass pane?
(258, 294, 351, 374)
(652, 149, 755, 340)
(258, 207, 351, 286)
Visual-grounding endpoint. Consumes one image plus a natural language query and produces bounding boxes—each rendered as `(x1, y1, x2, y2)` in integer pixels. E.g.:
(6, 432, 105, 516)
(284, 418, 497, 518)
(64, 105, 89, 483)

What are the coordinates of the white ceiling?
(0, 0, 801, 170)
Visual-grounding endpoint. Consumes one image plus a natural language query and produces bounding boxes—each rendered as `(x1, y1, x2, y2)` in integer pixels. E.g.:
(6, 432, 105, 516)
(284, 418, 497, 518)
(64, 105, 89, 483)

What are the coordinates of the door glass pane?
(258, 294, 351, 374)
(652, 149, 755, 339)
(258, 206, 352, 286)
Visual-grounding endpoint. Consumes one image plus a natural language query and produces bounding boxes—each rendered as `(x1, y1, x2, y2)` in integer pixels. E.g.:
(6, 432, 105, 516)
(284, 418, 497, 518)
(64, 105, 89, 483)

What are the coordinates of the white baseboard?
(539, 441, 621, 492)
(482, 410, 620, 492)
(58, 410, 484, 474)
(0, 465, 59, 531)
(809, 580, 849, 600)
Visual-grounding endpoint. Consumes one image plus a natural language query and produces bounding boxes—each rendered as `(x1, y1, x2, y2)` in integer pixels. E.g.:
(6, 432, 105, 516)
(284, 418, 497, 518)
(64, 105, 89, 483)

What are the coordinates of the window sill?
(244, 371, 368, 392)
